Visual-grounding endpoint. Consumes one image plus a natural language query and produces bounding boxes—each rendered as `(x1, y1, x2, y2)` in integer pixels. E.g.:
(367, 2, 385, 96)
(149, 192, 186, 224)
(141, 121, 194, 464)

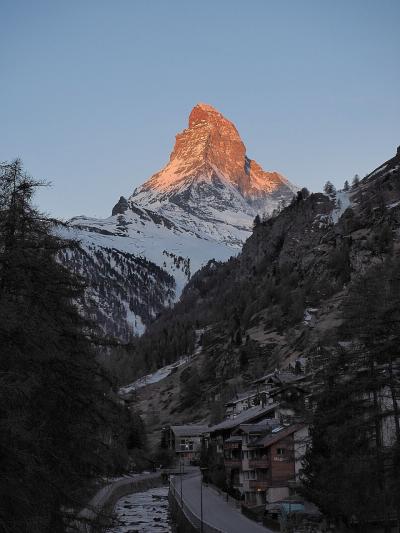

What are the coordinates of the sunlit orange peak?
(140, 103, 291, 199)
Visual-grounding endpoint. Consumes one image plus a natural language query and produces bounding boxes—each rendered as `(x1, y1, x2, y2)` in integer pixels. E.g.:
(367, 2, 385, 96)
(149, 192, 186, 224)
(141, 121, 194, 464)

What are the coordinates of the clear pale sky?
(1, 0, 399, 219)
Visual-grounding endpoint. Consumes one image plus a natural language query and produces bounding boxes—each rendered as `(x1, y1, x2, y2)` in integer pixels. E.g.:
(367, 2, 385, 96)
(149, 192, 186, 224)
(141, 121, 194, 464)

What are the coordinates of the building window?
(180, 438, 194, 451)
(276, 448, 286, 455)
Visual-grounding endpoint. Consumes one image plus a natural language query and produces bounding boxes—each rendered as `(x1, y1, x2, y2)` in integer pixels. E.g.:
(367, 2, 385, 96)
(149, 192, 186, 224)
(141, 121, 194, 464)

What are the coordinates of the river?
(107, 485, 172, 533)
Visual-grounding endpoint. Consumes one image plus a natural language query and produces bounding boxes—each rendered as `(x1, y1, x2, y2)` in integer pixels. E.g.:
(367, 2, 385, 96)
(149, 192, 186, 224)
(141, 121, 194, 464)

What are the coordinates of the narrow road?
(172, 472, 273, 533)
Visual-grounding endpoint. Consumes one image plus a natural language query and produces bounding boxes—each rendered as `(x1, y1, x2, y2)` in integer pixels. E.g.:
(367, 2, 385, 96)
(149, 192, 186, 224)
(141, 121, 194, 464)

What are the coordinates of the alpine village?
(2, 96, 399, 533)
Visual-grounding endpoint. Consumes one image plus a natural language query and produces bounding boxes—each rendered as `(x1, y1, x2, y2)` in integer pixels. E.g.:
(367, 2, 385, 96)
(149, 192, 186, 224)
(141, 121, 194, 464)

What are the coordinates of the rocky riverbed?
(107, 485, 172, 533)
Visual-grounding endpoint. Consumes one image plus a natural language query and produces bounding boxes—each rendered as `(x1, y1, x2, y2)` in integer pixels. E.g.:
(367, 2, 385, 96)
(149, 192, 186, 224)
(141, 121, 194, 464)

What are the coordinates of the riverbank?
(76, 471, 164, 532)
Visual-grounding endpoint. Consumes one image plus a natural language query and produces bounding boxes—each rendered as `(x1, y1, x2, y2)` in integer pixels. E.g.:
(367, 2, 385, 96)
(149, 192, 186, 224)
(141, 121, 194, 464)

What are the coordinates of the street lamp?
(179, 456, 183, 507)
(200, 466, 208, 533)
(183, 443, 189, 473)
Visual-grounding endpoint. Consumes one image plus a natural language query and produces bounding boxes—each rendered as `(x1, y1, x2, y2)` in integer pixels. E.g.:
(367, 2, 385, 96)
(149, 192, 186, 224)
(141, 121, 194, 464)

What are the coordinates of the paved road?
(172, 472, 273, 533)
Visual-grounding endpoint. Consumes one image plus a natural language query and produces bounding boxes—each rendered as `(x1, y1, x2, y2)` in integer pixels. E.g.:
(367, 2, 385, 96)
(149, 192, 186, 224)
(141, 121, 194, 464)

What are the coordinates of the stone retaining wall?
(75, 472, 163, 532)
(169, 492, 198, 533)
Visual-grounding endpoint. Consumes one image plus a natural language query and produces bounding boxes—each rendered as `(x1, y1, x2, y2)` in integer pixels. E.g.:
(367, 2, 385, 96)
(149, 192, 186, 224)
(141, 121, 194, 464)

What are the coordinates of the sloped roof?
(269, 383, 308, 397)
(252, 371, 304, 386)
(225, 389, 258, 406)
(208, 403, 278, 433)
(225, 435, 243, 443)
(170, 425, 209, 437)
(250, 423, 305, 448)
(236, 419, 281, 435)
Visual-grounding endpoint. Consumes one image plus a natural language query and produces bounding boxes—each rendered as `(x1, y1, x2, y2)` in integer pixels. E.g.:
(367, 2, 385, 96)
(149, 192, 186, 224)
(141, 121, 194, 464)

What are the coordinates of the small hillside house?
(165, 424, 208, 464)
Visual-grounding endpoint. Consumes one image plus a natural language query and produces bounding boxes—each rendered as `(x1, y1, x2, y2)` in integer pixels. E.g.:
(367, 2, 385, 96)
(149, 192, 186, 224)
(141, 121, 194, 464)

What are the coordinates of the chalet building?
(269, 383, 308, 405)
(162, 372, 310, 510)
(206, 403, 279, 454)
(269, 382, 310, 421)
(246, 424, 307, 505)
(217, 369, 309, 422)
(224, 420, 280, 500)
(252, 370, 306, 392)
(224, 389, 271, 419)
(224, 422, 309, 508)
(164, 424, 208, 464)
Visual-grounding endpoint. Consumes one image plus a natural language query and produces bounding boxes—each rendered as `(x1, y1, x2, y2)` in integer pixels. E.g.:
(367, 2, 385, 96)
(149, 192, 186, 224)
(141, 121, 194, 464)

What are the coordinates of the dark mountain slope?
(129, 147, 400, 385)
(58, 243, 175, 342)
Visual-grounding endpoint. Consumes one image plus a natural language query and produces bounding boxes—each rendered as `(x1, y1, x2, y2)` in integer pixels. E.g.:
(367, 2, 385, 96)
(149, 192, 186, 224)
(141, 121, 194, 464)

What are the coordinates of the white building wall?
(293, 426, 310, 481)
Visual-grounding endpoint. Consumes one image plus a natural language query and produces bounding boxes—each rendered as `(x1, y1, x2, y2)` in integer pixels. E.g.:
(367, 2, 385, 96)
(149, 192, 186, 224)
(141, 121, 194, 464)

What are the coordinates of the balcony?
(249, 479, 269, 490)
(224, 459, 242, 469)
(224, 442, 241, 450)
(248, 459, 269, 469)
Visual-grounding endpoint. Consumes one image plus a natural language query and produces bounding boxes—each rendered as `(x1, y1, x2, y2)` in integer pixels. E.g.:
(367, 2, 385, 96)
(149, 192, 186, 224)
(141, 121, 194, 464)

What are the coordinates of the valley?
(110, 145, 400, 532)
(3, 133, 399, 533)
(3, 3, 398, 532)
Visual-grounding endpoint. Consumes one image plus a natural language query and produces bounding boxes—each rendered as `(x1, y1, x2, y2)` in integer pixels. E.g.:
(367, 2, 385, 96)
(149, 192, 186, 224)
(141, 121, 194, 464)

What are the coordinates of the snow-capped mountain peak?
(131, 102, 296, 213)
(64, 104, 297, 339)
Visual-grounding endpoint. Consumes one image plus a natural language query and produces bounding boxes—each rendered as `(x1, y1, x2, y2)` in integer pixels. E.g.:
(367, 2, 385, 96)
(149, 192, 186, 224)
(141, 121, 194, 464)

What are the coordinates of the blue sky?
(1, 0, 399, 219)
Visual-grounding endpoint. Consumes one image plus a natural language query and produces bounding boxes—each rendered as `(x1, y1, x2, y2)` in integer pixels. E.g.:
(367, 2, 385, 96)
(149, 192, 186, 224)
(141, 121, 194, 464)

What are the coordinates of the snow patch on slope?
(118, 329, 205, 394)
(119, 356, 191, 395)
(331, 190, 352, 224)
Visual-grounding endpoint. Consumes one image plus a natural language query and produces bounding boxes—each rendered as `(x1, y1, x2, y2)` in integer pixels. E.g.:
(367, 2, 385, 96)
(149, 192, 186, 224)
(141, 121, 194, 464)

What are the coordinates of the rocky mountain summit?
(132, 103, 295, 218)
(111, 103, 296, 247)
(62, 104, 295, 339)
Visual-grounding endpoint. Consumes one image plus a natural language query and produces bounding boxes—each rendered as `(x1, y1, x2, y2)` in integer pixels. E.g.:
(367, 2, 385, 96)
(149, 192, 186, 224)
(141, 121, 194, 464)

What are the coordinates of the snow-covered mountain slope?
(63, 104, 297, 339)
(65, 207, 235, 301)
(61, 205, 235, 338)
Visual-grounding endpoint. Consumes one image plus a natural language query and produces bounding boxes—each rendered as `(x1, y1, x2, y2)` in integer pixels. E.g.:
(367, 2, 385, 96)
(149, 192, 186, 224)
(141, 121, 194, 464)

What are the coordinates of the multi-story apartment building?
(225, 422, 309, 506)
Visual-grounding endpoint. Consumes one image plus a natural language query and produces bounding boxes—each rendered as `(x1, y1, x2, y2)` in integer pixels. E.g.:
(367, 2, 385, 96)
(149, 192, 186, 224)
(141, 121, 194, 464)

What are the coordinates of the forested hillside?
(125, 147, 400, 530)
(128, 147, 400, 385)
(58, 243, 175, 341)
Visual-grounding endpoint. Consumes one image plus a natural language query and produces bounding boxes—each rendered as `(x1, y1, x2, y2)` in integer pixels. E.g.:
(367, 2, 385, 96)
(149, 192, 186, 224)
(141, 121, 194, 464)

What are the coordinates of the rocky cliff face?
(130, 103, 296, 244)
(138, 103, 292, 202)
(111, 196, 129, 216)
(62, 104, 296, 339)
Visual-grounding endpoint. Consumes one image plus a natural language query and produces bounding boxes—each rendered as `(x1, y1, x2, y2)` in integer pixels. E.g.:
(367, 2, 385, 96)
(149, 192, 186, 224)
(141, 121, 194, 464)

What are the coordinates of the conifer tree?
(302, 257, 400, 531)
(323, 180, 336, 196)
(0, 160, 125, 532)
(253, 213, 261, 227)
